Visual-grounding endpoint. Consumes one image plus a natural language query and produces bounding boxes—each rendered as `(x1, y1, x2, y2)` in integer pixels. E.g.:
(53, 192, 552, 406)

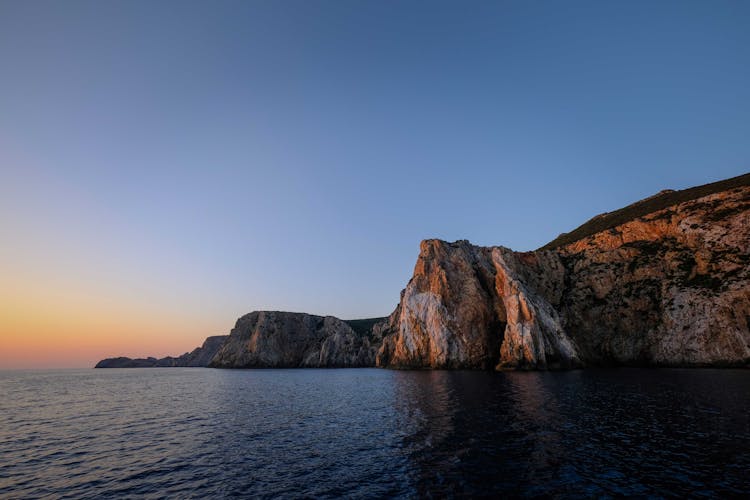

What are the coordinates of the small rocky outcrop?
(95, 335, 228, 368)
(377, 174, 750, 369)
(95, 357, 164, 368)
(208, 311, 383, 368)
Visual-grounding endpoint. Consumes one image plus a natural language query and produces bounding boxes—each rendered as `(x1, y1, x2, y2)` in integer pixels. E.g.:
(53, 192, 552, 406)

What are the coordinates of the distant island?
(98, 172, 750, 370)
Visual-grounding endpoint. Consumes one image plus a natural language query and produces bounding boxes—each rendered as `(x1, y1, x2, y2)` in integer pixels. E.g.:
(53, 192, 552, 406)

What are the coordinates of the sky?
(1, 0, 749, 368)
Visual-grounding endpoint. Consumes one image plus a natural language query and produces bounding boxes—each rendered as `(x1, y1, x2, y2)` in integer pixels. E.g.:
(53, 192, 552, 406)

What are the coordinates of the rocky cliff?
(95, 335, 228, 368)
(208, 311, 383, 368)
(96, 174, 749, 371)
(377, 174, 750, 369)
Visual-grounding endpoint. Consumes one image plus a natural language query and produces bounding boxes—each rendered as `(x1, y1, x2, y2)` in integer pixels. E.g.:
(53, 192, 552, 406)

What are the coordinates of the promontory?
(97, 173, 750, 370)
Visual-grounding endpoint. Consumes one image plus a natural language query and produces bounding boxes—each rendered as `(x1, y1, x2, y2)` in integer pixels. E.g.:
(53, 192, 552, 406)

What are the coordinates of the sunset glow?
(1, 0, 748, 369)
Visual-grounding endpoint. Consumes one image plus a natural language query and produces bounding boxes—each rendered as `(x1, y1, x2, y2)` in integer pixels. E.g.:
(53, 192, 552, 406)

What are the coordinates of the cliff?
(96, 174, 749, 371)
(208, 311, 383, 368)
(95, 314, 385, 369)
(376, 174, 750, 369)
(375, 241, 580, 369)
(95, 335, 228, 368)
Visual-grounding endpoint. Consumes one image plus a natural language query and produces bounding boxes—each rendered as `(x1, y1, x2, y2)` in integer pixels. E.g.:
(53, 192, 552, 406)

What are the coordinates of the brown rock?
(377, 178, 750, 369)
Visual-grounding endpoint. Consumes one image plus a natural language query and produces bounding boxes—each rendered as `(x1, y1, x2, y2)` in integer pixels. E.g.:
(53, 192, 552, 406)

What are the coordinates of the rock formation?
(95, 335, 228, 368)
(376, 174, 750, 369)
(95, 314, 385, 369)
(97, 173, 749, 370)
(208, 311, 382, 368)
(95, 356, 167, 368)
(375, 241, 581, 369)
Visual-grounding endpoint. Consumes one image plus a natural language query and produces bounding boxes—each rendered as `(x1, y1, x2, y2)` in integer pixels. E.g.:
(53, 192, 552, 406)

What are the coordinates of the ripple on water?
(0, 367, 748, 498)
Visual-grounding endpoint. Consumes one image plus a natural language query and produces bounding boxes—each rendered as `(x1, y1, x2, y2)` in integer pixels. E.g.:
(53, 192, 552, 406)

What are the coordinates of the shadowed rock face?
(95, 335, 228, 368)
(377, 183, 750, 369)
(95, 357, 163, 368)
(208, 311, 381, 368)
(179, 336, 230, 366)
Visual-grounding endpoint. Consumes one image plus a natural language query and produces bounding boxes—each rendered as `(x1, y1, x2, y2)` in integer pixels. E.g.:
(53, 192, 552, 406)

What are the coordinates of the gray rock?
(95, 335, 228, 368)
(208, 311, 382, 368)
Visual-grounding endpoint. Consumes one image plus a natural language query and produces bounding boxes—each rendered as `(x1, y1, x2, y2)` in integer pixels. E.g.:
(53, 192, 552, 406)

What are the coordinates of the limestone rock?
(208, 311, 381, 368)
(98, 174, 750, 371)
(556, 185, 750, 366)
(375, 241, 581, 369)
(377, 176, 750, 369)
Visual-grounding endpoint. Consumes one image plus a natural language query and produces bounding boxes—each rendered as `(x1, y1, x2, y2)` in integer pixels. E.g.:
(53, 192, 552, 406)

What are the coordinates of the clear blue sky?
(1, 0, 749, 342)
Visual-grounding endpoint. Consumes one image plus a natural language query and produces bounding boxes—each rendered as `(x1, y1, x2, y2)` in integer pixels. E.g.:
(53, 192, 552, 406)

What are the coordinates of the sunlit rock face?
(375, 241, 581, 370)
(557, 186, 750, 366)
(377, 184, 750, 369)
(208, 311, 381, 368)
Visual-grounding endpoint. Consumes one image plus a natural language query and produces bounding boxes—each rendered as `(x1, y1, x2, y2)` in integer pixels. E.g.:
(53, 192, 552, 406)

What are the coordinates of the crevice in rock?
(486, 319, 506, 370)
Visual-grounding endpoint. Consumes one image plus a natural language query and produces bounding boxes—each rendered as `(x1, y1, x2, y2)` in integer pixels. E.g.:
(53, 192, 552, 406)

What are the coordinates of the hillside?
(377, 176, 750, 369)
(541, 172, 750, 250)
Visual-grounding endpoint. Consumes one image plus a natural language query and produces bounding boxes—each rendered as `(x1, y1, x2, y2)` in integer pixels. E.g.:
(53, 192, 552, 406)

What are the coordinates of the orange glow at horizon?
(0, 277, 232, 369)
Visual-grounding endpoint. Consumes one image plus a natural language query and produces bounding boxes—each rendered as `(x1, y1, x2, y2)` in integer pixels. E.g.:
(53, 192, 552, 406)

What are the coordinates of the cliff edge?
(97, 173, 750, 370)
(208, 311, 382, 368)
(377, 174, 750, 369)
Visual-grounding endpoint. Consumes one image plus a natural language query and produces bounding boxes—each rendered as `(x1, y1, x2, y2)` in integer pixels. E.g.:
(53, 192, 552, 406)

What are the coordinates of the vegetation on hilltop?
(344, 317, 387, 337)
(541, 172, 750, 250)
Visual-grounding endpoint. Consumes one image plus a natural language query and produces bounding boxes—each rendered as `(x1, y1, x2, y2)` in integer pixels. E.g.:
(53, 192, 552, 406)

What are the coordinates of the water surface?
(1, 368, 748, 498)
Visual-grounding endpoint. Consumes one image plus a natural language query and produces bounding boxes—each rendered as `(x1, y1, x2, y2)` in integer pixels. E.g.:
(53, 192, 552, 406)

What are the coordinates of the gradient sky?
(1, 0, 749, 368)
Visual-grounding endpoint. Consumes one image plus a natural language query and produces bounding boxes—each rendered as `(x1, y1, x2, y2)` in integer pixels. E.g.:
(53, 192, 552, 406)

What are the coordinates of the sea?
(0, 368, 748, 498)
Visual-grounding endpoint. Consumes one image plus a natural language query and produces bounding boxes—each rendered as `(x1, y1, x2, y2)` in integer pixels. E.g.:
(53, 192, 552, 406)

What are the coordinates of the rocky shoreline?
(97, 173, 750, 370)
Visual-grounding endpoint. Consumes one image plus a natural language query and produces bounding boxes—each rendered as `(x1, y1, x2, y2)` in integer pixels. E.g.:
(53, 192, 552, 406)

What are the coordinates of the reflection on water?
(388, 369, 750, 497)
(0, 368, 748, 498)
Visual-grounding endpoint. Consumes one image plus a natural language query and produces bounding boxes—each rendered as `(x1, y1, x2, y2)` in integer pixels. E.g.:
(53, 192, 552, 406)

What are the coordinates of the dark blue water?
(0, 368, 748, 498)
